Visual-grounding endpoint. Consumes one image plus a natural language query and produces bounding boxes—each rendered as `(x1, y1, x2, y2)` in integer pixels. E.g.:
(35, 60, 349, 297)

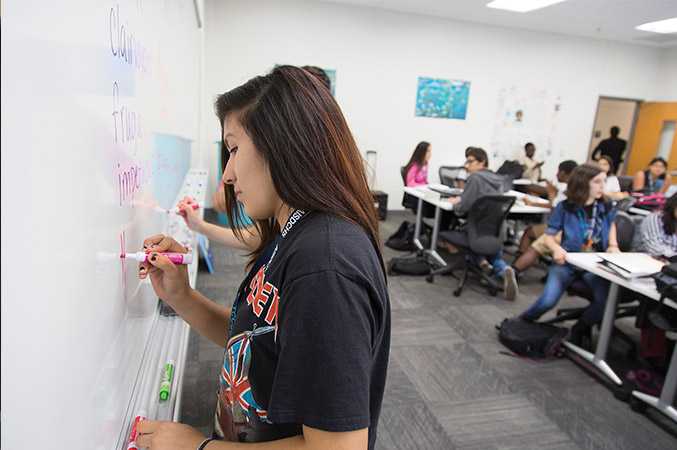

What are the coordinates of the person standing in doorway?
(592, 126, 626, 175)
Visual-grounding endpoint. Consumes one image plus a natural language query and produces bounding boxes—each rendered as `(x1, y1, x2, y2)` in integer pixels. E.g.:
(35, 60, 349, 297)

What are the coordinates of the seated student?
(402, 141, 455, 231)
(447, 147, 519, 300)
(520, 163, 621, 347)
(632, 194, 677, 366)
(634, 193, 677, 259)
(402, 141, 432, 213)
(517, 142, 544, 182)
(513, 160, 578, 275)
(596, 155, 629, 200)
(633, 156, 672, 195)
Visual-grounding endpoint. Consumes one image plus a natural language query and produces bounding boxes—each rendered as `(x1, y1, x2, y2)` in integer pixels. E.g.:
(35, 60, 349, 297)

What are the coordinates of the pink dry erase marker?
(120, 252, 194, 264)
(168, 201, 204, 214)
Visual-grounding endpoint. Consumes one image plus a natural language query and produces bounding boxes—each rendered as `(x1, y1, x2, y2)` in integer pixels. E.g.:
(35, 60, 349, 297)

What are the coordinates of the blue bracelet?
(197, 438, 213, 450)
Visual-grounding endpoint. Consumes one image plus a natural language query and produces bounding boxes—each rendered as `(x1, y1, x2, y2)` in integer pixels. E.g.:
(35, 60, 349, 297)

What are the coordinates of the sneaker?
(478, 258, 494, 275)
(518, 312, 534, 322)
(503, 266, 518, 301)
(569, 320, 592, 349)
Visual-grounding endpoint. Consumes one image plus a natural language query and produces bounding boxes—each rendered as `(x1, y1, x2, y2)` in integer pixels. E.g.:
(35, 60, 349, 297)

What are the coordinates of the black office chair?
(618, 175, 634, 193)
(543, 211, 640, 355)
(614, 195, 637, 212)
(439, 166, 464, 188)
(426, 195, 516, 297)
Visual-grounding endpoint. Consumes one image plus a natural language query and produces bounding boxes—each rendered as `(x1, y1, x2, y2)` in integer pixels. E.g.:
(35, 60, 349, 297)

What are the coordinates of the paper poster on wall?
(490, 86, 562, 166)
(414, 77, 470, 120)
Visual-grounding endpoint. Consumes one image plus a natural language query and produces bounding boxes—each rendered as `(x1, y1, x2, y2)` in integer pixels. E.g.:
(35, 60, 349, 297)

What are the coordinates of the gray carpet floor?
(181, 209, 677, 449)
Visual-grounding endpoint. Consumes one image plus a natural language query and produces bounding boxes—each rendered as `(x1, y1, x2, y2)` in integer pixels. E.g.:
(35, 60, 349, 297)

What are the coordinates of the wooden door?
(625, 102, 677, 179)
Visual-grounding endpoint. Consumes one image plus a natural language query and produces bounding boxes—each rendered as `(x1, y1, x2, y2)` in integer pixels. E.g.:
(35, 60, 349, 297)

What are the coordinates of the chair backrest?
(496, 160, 524, 180)
(466, 195, 516, 255)
(615, 210, 637, 252)
(617, 175, 634, 192)
(400, 166, 407, 185)
(439, 166, 463, 187)
(614, 195, 637, 212)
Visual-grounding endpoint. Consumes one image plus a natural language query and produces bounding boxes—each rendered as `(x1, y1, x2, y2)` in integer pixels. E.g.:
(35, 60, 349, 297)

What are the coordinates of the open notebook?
(598, 253, 665, 279)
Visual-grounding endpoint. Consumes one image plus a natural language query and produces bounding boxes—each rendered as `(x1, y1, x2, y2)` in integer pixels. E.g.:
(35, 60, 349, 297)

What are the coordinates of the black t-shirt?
(214, 211, 391, 449)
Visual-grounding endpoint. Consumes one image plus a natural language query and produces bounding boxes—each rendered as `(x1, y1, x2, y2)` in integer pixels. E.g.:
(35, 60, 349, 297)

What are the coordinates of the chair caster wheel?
(613, 384, 631, 402)
(555, 347, 566, 358)
(489, 288, 498, 296)
(629, 396, 648, 413)
(453, 289, 462, 297)
(426, 275, 434, 283)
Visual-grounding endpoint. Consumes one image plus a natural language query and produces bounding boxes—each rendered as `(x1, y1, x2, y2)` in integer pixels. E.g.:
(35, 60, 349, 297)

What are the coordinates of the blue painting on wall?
(415, 77, 470, 120)
(324, 69, 337, 96)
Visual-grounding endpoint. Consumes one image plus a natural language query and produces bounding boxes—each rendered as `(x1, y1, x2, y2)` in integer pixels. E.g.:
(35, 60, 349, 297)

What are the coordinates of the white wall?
(202, 0, 673, 209)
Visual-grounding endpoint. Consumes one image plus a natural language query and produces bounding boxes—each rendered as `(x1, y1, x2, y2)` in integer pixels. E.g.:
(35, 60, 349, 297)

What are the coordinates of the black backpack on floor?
(497, 318, 568, 360)
(387, 255, 431, 276)
(385, 220, 416, 251)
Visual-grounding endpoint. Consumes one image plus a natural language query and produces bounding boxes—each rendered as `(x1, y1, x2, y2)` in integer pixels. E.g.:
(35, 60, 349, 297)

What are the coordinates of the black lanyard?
(228, 210, 306, 336)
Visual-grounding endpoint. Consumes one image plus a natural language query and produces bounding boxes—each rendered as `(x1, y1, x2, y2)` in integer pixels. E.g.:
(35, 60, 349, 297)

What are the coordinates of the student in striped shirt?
(633, 193, 677, 259)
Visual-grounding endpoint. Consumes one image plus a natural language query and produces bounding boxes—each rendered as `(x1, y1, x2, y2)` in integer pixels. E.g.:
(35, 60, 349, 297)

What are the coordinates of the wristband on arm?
(197, 438, 213, 450)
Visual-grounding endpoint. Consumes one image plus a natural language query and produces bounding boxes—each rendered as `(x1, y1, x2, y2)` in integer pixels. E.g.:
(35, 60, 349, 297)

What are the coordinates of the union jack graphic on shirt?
(215, 325, 275, 441)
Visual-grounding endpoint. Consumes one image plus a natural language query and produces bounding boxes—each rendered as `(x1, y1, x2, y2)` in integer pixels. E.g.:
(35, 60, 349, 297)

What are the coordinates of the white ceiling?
(313, 0, 677, 48)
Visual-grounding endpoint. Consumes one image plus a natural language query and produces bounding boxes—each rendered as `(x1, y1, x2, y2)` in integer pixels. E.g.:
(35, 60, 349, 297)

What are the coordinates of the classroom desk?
(563, 252, 677, 422)
(403, 185, 455, 267)
(403, 185, 550, 267)
(628, 206, 651, 217)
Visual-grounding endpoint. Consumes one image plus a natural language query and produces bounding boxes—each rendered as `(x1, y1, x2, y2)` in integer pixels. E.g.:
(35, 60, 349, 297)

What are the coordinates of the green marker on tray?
(159, 359, 175, 402)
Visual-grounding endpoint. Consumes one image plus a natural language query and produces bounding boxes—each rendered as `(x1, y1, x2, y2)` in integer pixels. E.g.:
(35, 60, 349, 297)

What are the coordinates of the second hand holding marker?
(153, 201, 204, 214)
(121, 252, 194, 265)
(170, 201, 204, 214)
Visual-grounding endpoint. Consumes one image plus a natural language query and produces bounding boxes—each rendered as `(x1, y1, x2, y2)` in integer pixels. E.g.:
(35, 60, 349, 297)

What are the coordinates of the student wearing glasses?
(447, 147, 519, 300)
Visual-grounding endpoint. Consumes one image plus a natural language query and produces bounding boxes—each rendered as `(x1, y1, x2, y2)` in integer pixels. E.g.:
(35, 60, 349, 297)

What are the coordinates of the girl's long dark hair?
(565, 162, 607, 205)
(215, 65, 385, 275)
(402, 141, 430, 185)
(662, 194, 677, 235)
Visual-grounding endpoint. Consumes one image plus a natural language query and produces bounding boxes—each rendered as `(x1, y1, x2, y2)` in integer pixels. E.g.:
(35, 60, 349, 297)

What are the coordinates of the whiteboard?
(1, 1, 201, 449)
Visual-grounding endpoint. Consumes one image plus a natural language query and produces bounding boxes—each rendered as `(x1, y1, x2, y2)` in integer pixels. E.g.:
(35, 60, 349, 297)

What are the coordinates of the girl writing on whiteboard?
(136, 65, 390, 450)
(520, 163, 620, 347)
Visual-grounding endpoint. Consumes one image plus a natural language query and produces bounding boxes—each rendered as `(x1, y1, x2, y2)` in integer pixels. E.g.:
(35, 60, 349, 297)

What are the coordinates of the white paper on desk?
(598, 253, 665, 279)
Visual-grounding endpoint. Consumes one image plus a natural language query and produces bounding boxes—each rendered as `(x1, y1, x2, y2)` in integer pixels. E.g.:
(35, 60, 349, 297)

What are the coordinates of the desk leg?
(413, 198, 425, 252)
(630, 342, 677, 422)
(427, 206, 447, 267)
(564, 282, 623, 386)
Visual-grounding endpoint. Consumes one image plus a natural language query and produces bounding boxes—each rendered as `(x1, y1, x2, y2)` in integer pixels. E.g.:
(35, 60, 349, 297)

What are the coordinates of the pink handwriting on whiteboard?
(120, 230, 126, 287)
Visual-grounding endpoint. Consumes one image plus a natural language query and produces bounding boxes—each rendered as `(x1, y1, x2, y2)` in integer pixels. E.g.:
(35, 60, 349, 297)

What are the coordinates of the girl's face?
(597, 158, 610, 174)
(424, 146, 431, 163)
(588, 171, 607, 202)
(649, 161, 667, 178)
(222, 115, 284, 221)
